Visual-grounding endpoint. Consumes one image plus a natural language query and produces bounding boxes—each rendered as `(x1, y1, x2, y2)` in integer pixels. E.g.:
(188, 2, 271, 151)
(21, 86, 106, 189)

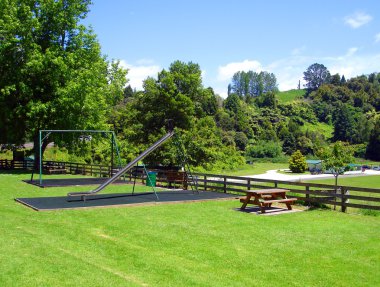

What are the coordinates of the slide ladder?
(173, 134, 198, 193)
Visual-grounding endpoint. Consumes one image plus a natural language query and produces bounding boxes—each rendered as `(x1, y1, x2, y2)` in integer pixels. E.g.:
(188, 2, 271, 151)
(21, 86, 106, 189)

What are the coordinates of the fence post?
(247, 179, 251, 191)
(274, 181, 278, 188)
(305, 185, 310, 205)
(223, 176, 227, 193)
(204, 175, 207, 191)
(341, 187, 348, 213)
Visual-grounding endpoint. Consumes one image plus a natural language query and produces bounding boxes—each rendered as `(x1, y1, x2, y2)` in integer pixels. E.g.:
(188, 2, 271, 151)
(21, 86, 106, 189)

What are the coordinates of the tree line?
(1, 1, 379, 171)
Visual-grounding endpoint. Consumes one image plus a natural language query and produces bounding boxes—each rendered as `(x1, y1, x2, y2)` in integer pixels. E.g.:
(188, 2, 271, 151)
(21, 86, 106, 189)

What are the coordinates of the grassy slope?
(1, 171, 379, 286)
(302, 121, 334, 140)
(277, 89, 306, 103)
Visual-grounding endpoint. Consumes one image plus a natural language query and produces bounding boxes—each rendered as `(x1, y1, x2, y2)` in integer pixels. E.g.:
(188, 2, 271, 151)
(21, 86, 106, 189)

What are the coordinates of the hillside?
(277, 89, 306, 103)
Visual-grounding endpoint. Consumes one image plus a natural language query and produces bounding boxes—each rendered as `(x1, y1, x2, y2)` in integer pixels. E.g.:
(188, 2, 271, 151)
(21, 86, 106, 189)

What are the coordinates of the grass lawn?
(1, 171, 379, 286)
(304, 174, 380, 188)
(209, 162, 289, 176)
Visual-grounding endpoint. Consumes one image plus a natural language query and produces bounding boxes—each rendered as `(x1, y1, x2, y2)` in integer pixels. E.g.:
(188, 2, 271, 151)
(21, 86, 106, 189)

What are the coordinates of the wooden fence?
(1, 159, 379, 212)
(192, 172, 380, 212)
(0, 159, 118, 178)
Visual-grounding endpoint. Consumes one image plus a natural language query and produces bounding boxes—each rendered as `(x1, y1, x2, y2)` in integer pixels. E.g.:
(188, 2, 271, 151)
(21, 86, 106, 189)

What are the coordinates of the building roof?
(306, 160, 322, 164)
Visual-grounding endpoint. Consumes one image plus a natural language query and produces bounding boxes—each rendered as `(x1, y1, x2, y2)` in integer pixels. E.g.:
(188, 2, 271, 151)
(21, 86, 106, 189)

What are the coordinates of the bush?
(289, 150, 308, 173)
(246, 140, 282, 158)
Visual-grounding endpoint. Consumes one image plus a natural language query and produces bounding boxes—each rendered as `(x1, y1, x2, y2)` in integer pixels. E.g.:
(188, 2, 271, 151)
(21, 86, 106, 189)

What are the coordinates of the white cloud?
(291, 46, 306, 56)
(214, 87, 228, 99)
(120, 60, 161, 90)
(375, 33, 380, 43)
(344, 12, 372, 28)
(217, 59, 262, 81)
(271, 48, 380, 91)
(214, 48, 380, 93)
(345, 47, 358, 57)
(329, 53, 380, 79)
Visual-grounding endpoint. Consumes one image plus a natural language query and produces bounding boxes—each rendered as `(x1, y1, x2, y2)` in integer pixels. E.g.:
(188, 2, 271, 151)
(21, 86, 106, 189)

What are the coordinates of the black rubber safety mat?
(24, 177, 130, 187)
(15, 190, 238, 211)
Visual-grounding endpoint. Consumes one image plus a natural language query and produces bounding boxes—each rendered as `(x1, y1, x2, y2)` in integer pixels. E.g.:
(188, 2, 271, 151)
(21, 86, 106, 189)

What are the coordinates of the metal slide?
(67, 127, 175, 200)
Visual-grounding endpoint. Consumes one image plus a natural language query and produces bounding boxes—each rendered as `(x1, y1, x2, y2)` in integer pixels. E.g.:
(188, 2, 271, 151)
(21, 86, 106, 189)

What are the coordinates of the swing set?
(31, 129, 122, 187)
(67, 120, 198, 201)
(28, 120, 198, 201)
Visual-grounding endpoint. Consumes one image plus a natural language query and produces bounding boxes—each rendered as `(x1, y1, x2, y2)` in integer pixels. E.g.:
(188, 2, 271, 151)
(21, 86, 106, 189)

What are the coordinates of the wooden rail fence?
(1, 160, 379, 212)
(192, 172, 380, 213)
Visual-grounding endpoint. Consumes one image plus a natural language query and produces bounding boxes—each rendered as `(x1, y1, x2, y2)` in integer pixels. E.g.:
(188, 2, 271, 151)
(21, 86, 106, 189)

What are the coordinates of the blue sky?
(84, 0, 380, 97)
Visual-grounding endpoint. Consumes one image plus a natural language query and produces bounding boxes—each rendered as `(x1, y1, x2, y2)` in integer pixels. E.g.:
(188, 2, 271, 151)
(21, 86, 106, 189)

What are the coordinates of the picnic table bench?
(164, 171, 188, 190)
(43, 162, 67, 175)
(240, 188, 297, 213)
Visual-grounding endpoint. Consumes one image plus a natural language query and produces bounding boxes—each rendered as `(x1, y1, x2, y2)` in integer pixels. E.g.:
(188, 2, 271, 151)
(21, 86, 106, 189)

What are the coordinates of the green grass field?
(277, 89, 306, 103)
(1, 171, 379, 286)
(305, 174, 380, 189)
(209, 162, 289, 176)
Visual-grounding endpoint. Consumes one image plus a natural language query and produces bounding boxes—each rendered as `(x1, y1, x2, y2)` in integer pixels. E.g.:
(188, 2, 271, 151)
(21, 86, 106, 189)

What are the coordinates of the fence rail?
(192, 172, 380, 212)
(1, 160, 379, 212)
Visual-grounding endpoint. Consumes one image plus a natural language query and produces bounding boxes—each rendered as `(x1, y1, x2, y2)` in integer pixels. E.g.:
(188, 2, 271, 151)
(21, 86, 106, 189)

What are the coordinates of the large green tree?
(0, 0, 126, 162)
(332, 103, 357, 143)
(303, 63, 330, 91)
(317, 141, 354, 187)
(229, 70, 278, 101)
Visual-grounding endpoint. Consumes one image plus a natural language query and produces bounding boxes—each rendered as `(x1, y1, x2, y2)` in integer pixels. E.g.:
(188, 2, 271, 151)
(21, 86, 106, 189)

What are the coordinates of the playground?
(1, 125, 379, 286)
(1, 170, 379, 286)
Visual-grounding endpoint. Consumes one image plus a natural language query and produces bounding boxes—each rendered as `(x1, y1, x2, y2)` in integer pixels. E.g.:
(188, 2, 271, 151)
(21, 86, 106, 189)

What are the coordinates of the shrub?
(246, 140, 282, 158)
(289, 150, 308, 173)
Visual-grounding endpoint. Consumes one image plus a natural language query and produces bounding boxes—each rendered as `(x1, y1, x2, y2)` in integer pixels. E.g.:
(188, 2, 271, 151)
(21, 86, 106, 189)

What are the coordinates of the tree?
(246, 140, 282, 158)
(229, 70, 278, 101)
(303, 63, 331, 91)
(138, 71, 195, 136)
(330, 73, 341, 86)
(0, 0, 126, 165)
(234, 132, 248, 151)
(317, 142, 354, 187)
(255, 92, 278, 109)
(282, 133, 297, 155)
(289, 150, 308, 173)
(340, 75, 346, 85)
(332, 103, 357, 143)
(366, 117, 380, 161)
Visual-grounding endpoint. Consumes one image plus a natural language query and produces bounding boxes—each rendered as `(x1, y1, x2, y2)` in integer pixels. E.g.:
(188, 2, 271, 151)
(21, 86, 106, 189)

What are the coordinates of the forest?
(1, 1, 379, 170)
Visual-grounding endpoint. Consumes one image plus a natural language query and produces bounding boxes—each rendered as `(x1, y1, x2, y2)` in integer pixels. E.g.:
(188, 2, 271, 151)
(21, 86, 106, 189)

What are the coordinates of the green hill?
(277, 89, 306, 103)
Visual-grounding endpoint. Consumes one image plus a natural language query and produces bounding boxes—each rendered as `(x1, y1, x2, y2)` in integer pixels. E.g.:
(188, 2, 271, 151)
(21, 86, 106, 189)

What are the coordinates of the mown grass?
(304, 174, 380, 188)
(1, 171, 380, 286)
(208, 162, 289, 176)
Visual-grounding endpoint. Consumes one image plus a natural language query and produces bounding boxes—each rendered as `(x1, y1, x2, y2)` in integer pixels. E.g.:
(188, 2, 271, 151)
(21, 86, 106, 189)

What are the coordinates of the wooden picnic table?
(240, 188, 297, 213)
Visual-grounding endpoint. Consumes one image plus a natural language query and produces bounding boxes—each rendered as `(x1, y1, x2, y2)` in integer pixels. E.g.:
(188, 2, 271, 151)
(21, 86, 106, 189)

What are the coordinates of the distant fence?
(0, 159, 117, 177)
(1, 159, 379, 212)
(191, 172, 380, 213)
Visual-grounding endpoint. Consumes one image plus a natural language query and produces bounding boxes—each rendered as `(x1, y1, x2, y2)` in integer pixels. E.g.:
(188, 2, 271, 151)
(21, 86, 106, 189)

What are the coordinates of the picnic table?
(240, 189, 297, 213)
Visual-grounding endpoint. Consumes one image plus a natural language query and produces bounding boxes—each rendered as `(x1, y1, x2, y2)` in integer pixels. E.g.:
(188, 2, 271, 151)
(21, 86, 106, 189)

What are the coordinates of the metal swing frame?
(37, 129, 122, 186)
